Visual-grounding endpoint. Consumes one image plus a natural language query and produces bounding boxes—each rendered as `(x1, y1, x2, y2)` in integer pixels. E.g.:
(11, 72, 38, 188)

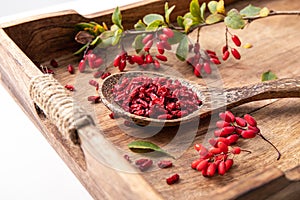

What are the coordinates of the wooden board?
(0, 0, 300, 199)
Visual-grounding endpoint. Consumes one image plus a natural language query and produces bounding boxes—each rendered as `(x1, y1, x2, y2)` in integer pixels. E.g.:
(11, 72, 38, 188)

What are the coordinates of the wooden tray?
(0, 0, 299, 199)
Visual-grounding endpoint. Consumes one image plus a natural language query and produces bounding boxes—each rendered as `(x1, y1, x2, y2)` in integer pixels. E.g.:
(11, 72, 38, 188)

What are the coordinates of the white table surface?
(0, 0, 139, 199)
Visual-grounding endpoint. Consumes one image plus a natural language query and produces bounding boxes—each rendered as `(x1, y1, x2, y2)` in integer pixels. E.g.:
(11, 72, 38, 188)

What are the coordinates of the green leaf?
(90, 36, 100, 46)
(112, 29, 122, 46)
(128, 141, 174, 158)
(146, 20, 164, 31)
(167, 30, 185, 45)
(261, 71, 278, 81)
(165, 2, 175, 25)
(224, 9, 245, 29)
(183, 17, 194, 33)
(176, 35, 189, 61)
(259, 7, 270, 17)
(190, 0, 201, 19)
(132, 34, 144, 53)
(134, 19, 146, 31)
(143, 14, 164, 26)
(177, 16, 184, 28)
(208, 1, 218, 14)
(112, 7, 123, 30)
(75, 22, 95, 30)
(240, 4, 262, 17)
(205, 13, 225, 24)
(200, 2, 206, 22)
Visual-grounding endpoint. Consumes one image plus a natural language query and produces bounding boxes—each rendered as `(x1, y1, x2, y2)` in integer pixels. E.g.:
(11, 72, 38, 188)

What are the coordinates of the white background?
(0, 0, 139, 199)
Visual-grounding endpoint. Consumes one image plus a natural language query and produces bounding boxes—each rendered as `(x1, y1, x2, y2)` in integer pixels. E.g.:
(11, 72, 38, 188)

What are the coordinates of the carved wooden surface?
(0, 0, 299, 199)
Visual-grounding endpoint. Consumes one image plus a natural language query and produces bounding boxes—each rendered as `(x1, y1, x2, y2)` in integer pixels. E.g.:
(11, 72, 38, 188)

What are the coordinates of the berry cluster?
(191, 111, 280, 177)
(222, 29, 242, 61)
(187, 43, 213, 77)
(112, 28, 174, 71)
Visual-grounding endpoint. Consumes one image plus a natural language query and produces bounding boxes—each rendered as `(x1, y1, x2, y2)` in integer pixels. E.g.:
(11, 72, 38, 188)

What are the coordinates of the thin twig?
(258, 132, 281, 160)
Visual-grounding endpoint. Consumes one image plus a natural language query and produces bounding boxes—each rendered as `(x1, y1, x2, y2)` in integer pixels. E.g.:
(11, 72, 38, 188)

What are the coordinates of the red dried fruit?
(145, 54, 153, 64)
(87, 96, 100, 103)
(135, 158, 149, 165)
(93, 71, 104, 78)
(101, 72, 111, 79)
(206, 49, 216, 56)
(139, 159, 153, 171)
(119, 59, 126, 71)
(89, 79, 99, 89)
(109, 112, 115, 119)
(217, 141, 229, 153)
(194, 63, 201, 77)
(67, 64, 75, 74)
(65, 84, 75, 91)
(166, 174, 179, 185)
(154, 60, 161, 69)
(191, 159, 202, 169)
(157, 160, 173, 168)
(50, 59, 58, 68)
(131, 55, 144, 65)
(232, 35, 241, 47)
(226, 134, 239, 145)
(231, 48, 241, 60)
(216, 121, 231, 128)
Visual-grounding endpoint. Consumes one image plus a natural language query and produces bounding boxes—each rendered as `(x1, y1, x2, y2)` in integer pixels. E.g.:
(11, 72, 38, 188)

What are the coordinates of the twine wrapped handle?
(29, 75, 94, 144)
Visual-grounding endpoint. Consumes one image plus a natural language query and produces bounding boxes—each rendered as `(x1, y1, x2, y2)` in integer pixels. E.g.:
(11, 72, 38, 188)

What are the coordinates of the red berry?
(191, 159, 202, 169)
(222, 50, 230, 61)
(131, 55, 144, 65)
(203, 62, 212, 74)
(109, 112, 115, 119)
(93, 71, 104, 78)
(156, 41, 165, 54)
(206, 163, 217, 176)
(231, 147, 241, 154)
(87, 96, 100, 103)
(225, 159, 233, 171)
(235, 117, 247, 127)
(217, 141, 228, 153)
(142, 34, 153, 44)
(196, 159, 209, 171)
(231, 48, 241, 60)
(78, 59, 86, 73)
(210, 58, 221, 65)
(248, 126, 260, 134)
(222, 45, 228, 54)
(218, 161, 226, 175)
(114, 55, 122, 67)
(155, 54, 168, 61)
(157, 160, 173, 168)
(119, 59, 126, 71)
(226, 134, 239, 144)
(87, 53, 97, 68)
(162, 40, 172, 50)
(241, 130, 256, 139)
(194, 63, 202, 77)
(144, 40, 153, 52)
(194, 143, 203, 152)
(162, 28, 174, 38)
(209, 147, 222, 154)
(159, 33, 169, 41)
(232, 35, 241, 47)
(225, 111, 236, 122)
(154, 60, 161, 69)
(67, 64, 75, 74)
(93, 57, 103, 68)
(101, 72, 111, 79)
(206, 49, 216, 56)
(194, 43, 200, 53)
(216, 120, 231, 128)
(145, 54, 153, 63)
(244, 114, 257, 127)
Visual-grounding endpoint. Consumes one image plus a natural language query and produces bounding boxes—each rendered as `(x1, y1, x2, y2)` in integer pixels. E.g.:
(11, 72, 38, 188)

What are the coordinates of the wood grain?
(0, 0, 300, 199)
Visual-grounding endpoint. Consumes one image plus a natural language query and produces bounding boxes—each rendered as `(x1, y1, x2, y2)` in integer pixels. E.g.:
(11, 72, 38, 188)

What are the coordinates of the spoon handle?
(225, 77, 300, 109)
